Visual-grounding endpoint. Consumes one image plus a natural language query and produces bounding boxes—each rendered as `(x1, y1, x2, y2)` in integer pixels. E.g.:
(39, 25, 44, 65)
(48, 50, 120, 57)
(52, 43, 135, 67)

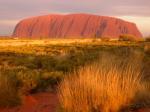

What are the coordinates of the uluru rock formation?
(13, 13, 142, 38)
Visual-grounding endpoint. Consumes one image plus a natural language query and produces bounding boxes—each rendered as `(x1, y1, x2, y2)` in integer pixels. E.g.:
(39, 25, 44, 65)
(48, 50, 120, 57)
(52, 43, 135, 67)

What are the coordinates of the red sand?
(133, 108, 150, 112)
(0, 92, 149, 112)
(0, 92, 58, 112)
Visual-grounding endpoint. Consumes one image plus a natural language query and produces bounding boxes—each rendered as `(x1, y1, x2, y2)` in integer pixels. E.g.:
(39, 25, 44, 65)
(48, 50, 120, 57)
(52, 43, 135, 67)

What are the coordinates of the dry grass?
(58, 55, 144, 112)
(0, 38, 142, 48)
(0, 73, 21, 107)
(0, 39, 101, 46)
(0, 39, 148, 108)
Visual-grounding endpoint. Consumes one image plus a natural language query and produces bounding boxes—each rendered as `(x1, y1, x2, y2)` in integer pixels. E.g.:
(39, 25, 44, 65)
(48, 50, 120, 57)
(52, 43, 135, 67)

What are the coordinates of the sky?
(0, 0, 150, 36)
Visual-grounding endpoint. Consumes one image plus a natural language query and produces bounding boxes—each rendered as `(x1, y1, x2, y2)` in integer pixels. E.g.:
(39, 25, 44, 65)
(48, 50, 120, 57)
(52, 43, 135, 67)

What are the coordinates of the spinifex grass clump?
(58, 55, 143, 112)
(0, 73, 21, 107)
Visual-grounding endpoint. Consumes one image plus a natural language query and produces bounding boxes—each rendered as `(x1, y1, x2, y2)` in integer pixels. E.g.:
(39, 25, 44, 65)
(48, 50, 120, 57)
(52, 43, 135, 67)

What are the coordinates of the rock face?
(13, 13, 142, 38)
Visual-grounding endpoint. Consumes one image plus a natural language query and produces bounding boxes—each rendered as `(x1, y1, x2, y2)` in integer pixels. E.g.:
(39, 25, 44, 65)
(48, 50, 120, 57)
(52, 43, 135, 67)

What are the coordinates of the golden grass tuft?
(58, 55, 143, 112)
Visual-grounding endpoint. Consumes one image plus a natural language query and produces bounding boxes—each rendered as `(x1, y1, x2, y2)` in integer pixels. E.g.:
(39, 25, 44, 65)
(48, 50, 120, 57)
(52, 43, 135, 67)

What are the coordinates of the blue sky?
(0, 0, 150, 36)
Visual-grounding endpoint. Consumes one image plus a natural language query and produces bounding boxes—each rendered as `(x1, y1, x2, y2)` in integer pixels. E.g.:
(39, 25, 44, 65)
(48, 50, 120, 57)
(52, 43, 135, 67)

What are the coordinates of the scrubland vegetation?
(0, 38, 149, 112)
(119, 34, 138, 41)
(58, 54, 143, 112)
(145, 37, 150, 42)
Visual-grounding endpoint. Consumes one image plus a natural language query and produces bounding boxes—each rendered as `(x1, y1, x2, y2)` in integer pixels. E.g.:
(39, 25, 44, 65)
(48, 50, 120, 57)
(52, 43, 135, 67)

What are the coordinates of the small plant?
(101, 37, 110, 41)
(145, 36, 150, 42)
(144, 44, 150, 55)
(58, 56, 143, 112)
(119, 34, 137, 41)
(0, 73, 21, 107)
(17, 70, 41, 94)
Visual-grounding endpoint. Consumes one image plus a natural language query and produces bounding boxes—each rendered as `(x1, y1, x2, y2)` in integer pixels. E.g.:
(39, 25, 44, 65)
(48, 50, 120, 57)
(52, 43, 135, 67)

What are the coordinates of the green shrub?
(37, 71, 64, 91)
(119, 34, 137, 41)
(17, 70, 41, 94)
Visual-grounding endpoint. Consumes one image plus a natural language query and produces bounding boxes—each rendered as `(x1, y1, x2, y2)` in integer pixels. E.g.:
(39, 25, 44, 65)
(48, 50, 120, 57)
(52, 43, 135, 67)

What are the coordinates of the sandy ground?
(0, 92, 58, 112)
(0, 91, 149, 112)
(135, 108, 150, 112)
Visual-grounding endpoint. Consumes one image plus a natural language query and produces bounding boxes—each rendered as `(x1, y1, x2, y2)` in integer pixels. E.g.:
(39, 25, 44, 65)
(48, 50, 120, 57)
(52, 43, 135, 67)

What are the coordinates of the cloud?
(0, 20, 18, 25)
(0, 0, 150, 35)
(46, 0, 150, 17)
(1, 0, 150, 19)
(0, 20, 18, 35)
(117, 16, 150, 36)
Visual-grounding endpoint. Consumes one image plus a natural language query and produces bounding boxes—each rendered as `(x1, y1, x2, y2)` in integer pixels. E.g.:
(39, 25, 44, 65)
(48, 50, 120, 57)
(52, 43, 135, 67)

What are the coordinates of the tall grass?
(58, 54, 143, 112)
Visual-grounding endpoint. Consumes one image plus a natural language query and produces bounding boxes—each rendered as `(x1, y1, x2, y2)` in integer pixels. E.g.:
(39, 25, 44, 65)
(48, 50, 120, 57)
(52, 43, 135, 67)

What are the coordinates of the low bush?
(35, 71, 64, 92)
(0, 72, 21, 107)
(131, 81, 150, 109)
(17, 70, 41, 94)
(119, 34, 137, 41)
(101, 37, 110, 41)
(145, 37, 150, 42)
(144, 44, 150, 55)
